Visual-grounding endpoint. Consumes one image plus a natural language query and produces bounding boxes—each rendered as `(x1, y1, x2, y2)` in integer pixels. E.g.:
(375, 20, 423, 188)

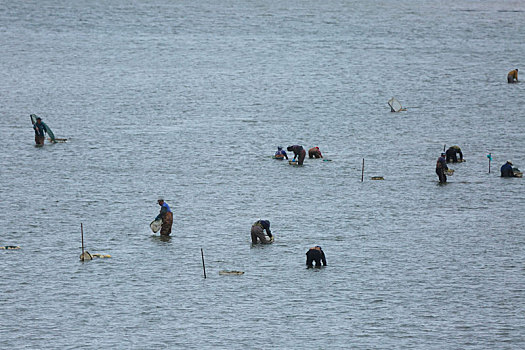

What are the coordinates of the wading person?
(507, 68, 518, 83)
(251, 219, 273, 244)
(274, 146, 288, 160)
(155, 198, 173, 236)
(436, 153, 448, 184)
(287, 145, 306, 165)
(500, 161, 515, 178)
(446, 146, 463, 163)
(308, 146, 323, 159)
(32, 116, 53, 145)
(306, 246, 327, 268)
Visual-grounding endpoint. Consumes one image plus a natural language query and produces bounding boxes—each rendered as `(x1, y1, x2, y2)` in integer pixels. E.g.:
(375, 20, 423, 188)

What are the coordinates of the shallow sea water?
(1, 0, 525, 348)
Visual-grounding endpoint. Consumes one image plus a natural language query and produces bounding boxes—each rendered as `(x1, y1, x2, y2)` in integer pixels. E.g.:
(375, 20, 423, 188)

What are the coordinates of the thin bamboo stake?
(201, 248, 207, 279)
(361, 158, 365, 182)
(81, 223, 85, 257)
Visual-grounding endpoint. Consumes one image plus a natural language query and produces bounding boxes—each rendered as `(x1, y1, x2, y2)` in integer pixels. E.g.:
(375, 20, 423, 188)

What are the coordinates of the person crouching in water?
(436, 152, 448, 183)
(306, 246, 327, 268)
(156, 198, 173, 236)
(308, 146, 323, 159)
(508, 68, 518, 83)
(274, 146, 288, 160)
(251, 220, 273, 244)
(446, 146, 463, 163)
(287, 145, 306, 165)
(500, 160, 515, 177)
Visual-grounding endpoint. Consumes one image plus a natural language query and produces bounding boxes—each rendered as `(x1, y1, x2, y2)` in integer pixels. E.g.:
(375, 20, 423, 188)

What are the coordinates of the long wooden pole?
(81, 223, 85, 256)
(443, 144, 446, 152)
(201, 248, 207, 279)
(361, 158, 364, 182)
(488, 153, 491, 173)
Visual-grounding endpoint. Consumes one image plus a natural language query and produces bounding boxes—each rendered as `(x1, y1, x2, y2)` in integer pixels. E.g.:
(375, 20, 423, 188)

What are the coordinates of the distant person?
(274, 146, 288, 160)
(287, 145, 306, 165)
(500, 161, 515, 177)
(436, 153, 448, 183)
(507, 69, 518, 83)
(446, 146, 463, 163)
(155, 198, 173, 236)
(32, 116, 54, 145)
(251, 219, 273, 244)
(306, 246, 327, 268)
(308, 146, 323, 159)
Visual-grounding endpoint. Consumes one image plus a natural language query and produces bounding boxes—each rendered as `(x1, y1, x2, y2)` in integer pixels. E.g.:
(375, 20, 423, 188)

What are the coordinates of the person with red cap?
(308, 146, 323, 159)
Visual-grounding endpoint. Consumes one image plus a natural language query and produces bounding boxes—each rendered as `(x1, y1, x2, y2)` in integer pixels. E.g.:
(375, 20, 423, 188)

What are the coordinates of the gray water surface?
(1, 0, 524, 349)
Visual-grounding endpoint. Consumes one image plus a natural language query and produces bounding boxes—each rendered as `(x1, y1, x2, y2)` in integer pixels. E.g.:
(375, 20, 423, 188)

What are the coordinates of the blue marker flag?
(487, 154, 492, 161)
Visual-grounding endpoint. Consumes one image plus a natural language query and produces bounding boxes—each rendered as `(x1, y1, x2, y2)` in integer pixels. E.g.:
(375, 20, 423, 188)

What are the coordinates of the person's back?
(446, 146, 463, 163)
(306, 246, 326, 267)
(274, 147, 288, 160)
(508, 69, 518, 83)
(308, 147, 323, 159)
(501, 161, 514, 177)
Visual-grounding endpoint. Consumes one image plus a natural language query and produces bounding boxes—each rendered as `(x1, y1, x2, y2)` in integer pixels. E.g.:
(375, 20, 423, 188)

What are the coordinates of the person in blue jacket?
(274, 146, 288, 160)
(500, 161, 515, 177)
(155, 198, 173, 236)
(251, 220, 273, 244)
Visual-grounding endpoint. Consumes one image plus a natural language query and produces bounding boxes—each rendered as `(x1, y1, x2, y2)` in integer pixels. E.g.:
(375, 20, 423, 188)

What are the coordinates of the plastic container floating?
(371, 176, 384, 180)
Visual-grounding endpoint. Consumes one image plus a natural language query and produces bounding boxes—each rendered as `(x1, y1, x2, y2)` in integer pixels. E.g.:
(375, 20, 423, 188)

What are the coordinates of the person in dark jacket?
(308, 146, 323, 159)
(446, 146, 463, 163)
(155, 198, 173, 236)
(306, 246, 327, 268)
(251, 220, 273, 244)
(274, 146, 288, 160)
(436, 153, 448, 183)
(501, 161, 515, 177)
(287, 145, 306, 165)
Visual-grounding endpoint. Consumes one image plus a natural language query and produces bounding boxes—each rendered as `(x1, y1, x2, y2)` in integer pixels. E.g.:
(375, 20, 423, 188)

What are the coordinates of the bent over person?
(287, 145, 306, 165)
(251, 220, 273, 244)
(446, 146, 463, 163)
(306, 246, 327, 268)
(508, 68, 518, 83)
(500, 161, 515, 178)
(308, 146, 323, 159)
(156, 198, 173, 236)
